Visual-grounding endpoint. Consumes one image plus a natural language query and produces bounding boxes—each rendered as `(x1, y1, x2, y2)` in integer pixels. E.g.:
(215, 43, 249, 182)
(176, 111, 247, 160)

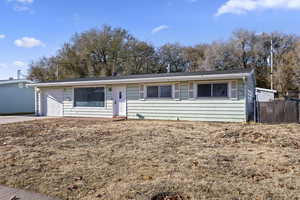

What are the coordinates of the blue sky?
(1, 0, 300, 79)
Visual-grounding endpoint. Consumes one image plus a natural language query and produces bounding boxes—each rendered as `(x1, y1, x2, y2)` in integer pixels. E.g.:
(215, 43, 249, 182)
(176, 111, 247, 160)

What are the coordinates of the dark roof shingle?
(40, 69, 253, 84)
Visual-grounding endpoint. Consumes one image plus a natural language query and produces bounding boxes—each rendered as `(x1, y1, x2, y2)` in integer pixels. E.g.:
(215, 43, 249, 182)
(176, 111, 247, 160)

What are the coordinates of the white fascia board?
(0, 80, 33, 86)
(28, 73, 249, 87)
(256, 87, 277, 93)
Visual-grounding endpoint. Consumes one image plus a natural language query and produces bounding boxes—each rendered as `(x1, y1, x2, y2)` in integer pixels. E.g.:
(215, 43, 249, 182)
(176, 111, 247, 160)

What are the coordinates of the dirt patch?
(1, 119, 300, 200)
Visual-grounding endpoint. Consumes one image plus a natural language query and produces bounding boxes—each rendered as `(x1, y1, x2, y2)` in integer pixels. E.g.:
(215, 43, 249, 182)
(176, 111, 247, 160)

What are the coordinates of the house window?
(147, 85, 172, 98)
(147, 86, 159, 98)
(197, 84, 211, 97)
(213, 83, 228, 97)
(160, 85, 172, 98)
(197, 83, 228, 98)
(74, 87, 105, 107)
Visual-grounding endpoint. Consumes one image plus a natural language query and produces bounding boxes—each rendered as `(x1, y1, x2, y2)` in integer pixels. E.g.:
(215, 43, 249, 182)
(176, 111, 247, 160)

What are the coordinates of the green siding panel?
(127, 85, 140, 100)
(0, 83, 35, 114)
(126, 82, 246, 122)
(238, 80, 245, 100)
(59, 87, 113, 118)
(180, 84, 189, 99)
(40, 79, 247, 122)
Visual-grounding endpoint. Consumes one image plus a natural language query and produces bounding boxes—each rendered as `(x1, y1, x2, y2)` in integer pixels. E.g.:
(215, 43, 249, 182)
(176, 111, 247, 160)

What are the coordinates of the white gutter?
(28, 73, 250, 87)
(0, 80, 33, 86)
(256, 87, 277, 93)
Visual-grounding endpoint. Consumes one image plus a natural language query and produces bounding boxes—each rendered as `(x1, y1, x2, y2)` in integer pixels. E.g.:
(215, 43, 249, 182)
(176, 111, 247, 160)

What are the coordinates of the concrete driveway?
(0, 185, 59, 200)
(0, 115, 51, 125)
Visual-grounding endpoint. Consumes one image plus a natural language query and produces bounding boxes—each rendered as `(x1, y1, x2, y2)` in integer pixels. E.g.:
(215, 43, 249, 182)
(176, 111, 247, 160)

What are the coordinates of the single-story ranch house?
(29, 69, 256, 122)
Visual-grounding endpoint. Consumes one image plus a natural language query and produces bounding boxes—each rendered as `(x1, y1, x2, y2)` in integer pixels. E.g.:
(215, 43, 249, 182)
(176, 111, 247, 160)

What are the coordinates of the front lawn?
(0, 119, 300, 200)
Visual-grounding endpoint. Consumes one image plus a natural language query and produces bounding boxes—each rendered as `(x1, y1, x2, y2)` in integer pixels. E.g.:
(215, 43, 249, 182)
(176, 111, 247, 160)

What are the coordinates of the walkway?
(0, 115, 53, 125)
(0, 185, 59, 200)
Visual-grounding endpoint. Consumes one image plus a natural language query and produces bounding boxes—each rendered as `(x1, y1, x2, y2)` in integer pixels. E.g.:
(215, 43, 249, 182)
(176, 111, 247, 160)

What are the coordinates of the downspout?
(254, 90, 257, 123)
(250, 70, 257, 122)
(253, 71, 258, 123)
(35, 87, 40, 116)
(34, 87, 38, 116)
(62, 88, 65, 117)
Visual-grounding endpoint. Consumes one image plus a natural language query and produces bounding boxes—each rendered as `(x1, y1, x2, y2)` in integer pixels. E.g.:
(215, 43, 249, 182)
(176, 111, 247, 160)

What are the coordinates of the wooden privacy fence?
(257, 100, 300, 123)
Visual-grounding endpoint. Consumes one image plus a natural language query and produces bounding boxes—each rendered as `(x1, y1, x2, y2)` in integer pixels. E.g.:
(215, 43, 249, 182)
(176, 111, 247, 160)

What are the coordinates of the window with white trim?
(197, 83, 228, 98)
(188, 82, 194, 98)
(139, 85, 145, 99)
(230, 81, 238, 99)
(74, 87, 105, 107)
(146, 85, 172, 98)
(174, 83, 180, 99)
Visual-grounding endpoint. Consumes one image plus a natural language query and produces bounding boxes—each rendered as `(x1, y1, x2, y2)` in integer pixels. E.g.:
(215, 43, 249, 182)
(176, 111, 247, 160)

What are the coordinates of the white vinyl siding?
(174, 83, 180, 100)
(63, 88, 113, 118)
(139, 84, 145, 100)
(127, 81, 247, 122)
(38, 87, 113, 118)
(230, 80, 238, 100)
(188, 82, 195, 99)
(127, 99, 246, 122)
(37, 78, 250, 122)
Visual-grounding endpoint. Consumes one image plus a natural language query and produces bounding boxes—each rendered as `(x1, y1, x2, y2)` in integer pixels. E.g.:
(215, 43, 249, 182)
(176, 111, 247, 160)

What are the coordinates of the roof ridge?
(38, 68, 252, 84)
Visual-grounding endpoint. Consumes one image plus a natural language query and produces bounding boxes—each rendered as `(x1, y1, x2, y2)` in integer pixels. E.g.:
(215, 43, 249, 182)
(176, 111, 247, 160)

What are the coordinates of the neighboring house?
(256, 87, 277, 102)
(29, 69, 256, 122)
(0, 79, 35, 115)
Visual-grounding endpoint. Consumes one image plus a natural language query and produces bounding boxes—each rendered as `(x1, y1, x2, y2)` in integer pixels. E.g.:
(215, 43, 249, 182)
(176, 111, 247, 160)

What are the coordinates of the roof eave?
(256, 87, 277, 93)
(28, 73, 250, 87)
(0, 80, 34, 86)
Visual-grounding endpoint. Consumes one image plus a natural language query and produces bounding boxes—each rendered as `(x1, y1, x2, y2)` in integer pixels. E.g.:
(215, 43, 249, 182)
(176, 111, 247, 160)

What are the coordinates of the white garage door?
(43, 89, 63, 116)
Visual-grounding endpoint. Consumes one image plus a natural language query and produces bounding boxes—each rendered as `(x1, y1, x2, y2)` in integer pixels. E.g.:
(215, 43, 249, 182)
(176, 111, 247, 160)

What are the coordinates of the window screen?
(160, 85, 172, 98)
(197, 84, 212, 97)
(197, 83, 228, 98)
(213, 83, 228, 97)
(74, 87, 105, 107)
(147, 85, 172, 98)
(147, 86, 159, 98)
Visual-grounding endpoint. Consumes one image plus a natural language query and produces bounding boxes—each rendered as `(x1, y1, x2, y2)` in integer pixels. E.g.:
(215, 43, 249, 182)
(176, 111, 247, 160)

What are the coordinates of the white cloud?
(216, 0, 300, 16)
(16, 0, 34, 3)
(8, 0, 34, 4)
(13, 61, 27, 67)
(0, 34, 5, 39)
(152, 25, 169, 34)
(13, 5, 30, 12)
(7, 0, 34, 12)
(0, 63, 8, 68)
(14, 37, 44, 48)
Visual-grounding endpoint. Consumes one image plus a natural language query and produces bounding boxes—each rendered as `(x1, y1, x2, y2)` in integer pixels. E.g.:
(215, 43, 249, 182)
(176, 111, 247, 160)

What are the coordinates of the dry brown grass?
(0, 119, 300, 200)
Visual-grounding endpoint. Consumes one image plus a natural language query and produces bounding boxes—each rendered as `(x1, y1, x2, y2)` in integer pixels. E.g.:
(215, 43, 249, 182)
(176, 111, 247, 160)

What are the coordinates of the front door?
(113, 86, 127, 117)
